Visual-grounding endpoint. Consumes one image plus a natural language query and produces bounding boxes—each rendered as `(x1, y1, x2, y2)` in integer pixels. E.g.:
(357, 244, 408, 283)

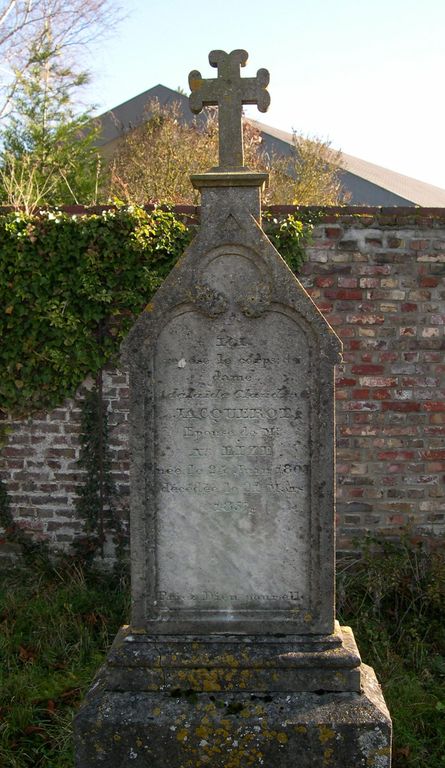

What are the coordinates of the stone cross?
(189, 49, 270, 169)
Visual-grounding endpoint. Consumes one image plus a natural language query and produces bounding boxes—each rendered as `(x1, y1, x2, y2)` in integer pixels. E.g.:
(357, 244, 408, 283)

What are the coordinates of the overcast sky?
(85, 0, 445, 190)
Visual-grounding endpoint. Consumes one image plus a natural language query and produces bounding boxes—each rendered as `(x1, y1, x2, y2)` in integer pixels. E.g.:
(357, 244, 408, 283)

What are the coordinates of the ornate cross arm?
(189, 49, 270, 170)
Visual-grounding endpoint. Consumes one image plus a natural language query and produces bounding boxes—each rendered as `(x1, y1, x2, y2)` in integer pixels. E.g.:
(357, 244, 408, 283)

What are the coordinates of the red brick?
(315, 276, 335, 288)
(325, 314, 343, 326)
(336, 377, 357, 387)
(46, 448, 76, 458)
(2, 446, 29, 457)
(420, 277, 439, 287)
(325, 289, 363, 300)
(422, 450, 445, 460)
(382, 402, 421, 413)
(358, 265, 391, 275)
(351, 364, 385, 375)
(389, 514, 405, 524)
(411, 239, 430, 250)
(377, 450, 416, 460)
(423, 401, 445, 412)
(353, 388, 370, 399)
(426, 462, 445, 471)
(336, 326, 355, 337)
(315, 301, 333, 313)
(372, 389, 392, 400)
(426, 427, 445, 437)
(325, 227, 342, 239)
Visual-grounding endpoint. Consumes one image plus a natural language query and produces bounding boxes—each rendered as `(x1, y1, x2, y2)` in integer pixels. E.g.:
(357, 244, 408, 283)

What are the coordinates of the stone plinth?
(94, 622, 362, 694)
(76, 622, 391, 767)
(75, 660, 391, 767)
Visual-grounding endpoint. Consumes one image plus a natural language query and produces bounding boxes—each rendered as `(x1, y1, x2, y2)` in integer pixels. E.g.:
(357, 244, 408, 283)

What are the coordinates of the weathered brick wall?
(1, 208, 444, 555)
(0, 371, 131, 556)
(299, 209, 445, 550)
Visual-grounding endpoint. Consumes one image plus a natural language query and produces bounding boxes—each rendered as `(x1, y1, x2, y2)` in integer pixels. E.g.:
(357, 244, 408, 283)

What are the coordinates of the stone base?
(101, 622, 362, 694)
(74, 626, 392, 766)
(75, 664, 391, 767)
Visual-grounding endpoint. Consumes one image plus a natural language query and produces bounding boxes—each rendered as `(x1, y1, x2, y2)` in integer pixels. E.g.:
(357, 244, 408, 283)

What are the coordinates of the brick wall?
(1, 208, 444, 555)
(0, 371, 131, 557)
(299, 209, 445, 550)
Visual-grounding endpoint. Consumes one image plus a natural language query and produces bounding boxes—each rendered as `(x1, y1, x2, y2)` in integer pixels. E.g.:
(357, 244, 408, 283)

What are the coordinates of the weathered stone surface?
(75, 664, 391, 767)
(121, 172, 341, 636)
(99, 623, 362, 693)
(189, 50, 270, 169)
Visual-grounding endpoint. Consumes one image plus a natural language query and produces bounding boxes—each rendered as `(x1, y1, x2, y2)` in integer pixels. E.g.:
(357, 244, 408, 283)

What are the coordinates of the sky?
(85, 0, 445, 190)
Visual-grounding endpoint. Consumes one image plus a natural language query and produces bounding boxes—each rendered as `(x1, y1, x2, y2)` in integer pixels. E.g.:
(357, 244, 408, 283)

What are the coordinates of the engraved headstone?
(75, 50, 392, 767)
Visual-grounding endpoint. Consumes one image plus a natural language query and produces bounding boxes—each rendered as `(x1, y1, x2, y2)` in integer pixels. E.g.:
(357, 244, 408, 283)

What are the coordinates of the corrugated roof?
(248, 118, 445, 207)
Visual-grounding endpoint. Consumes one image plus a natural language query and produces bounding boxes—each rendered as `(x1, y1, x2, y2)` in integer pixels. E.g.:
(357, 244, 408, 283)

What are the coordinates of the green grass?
(1, 537, 444, 767)
(0, 557, 129, 768)
(338, 536, 445, 768)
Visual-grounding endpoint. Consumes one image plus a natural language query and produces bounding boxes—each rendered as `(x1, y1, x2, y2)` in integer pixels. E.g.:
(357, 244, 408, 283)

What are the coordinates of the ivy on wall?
(0, 206, 312, 417)
(73, 378, 127, 567)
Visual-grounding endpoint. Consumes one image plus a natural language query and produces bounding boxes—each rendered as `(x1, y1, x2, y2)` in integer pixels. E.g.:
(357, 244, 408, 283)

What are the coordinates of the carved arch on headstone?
(194, 243, 273, 318)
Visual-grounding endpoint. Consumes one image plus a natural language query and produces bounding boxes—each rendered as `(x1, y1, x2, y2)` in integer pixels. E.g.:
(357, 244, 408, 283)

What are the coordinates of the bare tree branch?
(0, 0, 121, 118)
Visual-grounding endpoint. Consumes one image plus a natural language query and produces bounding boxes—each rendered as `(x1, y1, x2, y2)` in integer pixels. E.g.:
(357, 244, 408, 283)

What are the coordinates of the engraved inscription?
(157, 590, 302, 605)
(154, 303, 312, 613)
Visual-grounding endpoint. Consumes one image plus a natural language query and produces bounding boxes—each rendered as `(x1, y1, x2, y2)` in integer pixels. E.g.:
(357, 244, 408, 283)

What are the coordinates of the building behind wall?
(95, 84, 445, 208)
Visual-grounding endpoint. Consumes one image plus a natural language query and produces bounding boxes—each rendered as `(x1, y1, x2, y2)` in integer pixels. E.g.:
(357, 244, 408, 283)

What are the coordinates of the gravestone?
(75, 50, 392, 767)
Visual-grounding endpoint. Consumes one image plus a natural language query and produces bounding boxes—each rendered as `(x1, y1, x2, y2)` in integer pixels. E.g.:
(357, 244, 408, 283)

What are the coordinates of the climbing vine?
(73, 381, 127, 566)
(264, 209, 318, 273)
(0, 206, 192, 417)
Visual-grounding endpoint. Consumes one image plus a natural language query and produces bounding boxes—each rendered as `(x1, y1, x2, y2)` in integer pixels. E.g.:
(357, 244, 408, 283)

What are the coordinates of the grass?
(338, 535, 445, 768)
(0, 537, 444, 767)
(0, 557, 129, 768)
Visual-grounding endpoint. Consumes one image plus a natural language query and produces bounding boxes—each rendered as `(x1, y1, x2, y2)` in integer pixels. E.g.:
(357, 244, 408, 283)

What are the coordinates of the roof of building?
(96, 85, 445, 207)
(248, 118, 445, 207)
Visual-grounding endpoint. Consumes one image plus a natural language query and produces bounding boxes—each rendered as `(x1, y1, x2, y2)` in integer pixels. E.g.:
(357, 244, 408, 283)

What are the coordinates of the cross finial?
(189, 49, 270, 170)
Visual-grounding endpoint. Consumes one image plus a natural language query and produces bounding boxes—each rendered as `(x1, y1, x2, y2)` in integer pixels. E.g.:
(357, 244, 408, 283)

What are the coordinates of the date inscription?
(153, 308, 312, 612)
